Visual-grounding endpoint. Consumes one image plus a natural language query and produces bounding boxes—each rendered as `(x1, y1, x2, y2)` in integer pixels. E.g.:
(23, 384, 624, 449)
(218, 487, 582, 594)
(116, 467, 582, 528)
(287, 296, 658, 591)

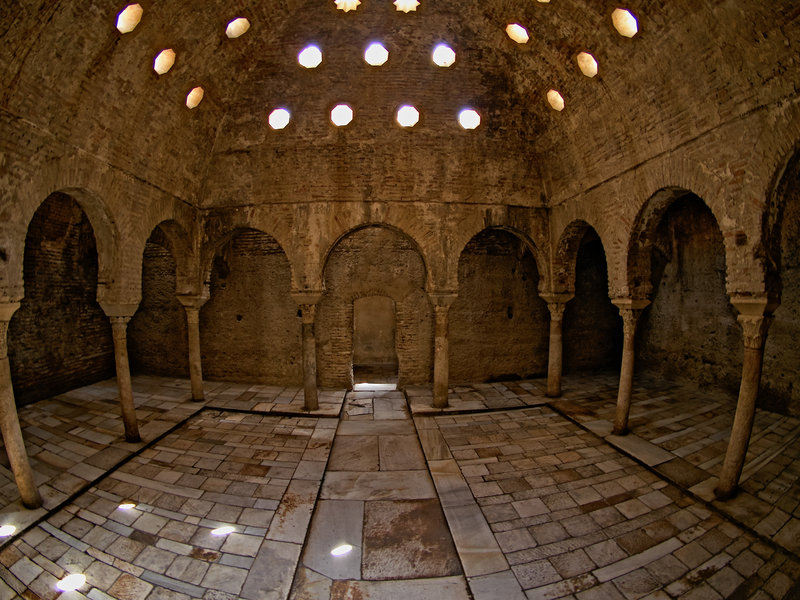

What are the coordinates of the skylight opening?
(537, 0, 550, 3)
(458, 109, 481, 130)
(547, 89, 565, 111)
(299, 45, 323, 69)
(269, 108, 291, 130)
(365, 42, 389, 66)
(432, 44, 456, 67)
(577, 52, 598, 77)
(153, 49, 176, 75)
(331, 104, 354, 127)
(506, 24, 529, 44)
(116, 4, 143, 34)
(394, 0, 420, 12)
(225, 18, 250, 39)
(335, 0, 361, 12)
(186, 87, 204, 109)
(396, 105, 420, 127)
(612, 8, 639, 38)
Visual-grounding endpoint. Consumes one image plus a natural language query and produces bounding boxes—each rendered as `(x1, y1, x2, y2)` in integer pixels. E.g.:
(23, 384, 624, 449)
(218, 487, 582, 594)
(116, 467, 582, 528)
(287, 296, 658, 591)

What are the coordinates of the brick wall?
(200, 230, 302, 384)
(317, 226, 432, 388)
(636, 196, 742, 396)
(449, 229, 549, 382)
(128, 230, 189, 377)
(8, 193, 115, 404)
(563, 234, 623, 373)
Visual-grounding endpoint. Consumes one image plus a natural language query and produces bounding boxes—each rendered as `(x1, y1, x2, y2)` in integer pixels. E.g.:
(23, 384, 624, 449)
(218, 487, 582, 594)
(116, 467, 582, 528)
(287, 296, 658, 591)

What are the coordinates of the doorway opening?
(352, 296, 398, 390)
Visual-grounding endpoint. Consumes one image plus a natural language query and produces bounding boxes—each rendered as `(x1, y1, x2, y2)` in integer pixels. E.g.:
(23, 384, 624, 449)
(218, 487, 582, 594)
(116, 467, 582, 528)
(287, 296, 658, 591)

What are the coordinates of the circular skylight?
(335, 0, 361, 12)
(269, 108, 291, 130)
(116, 4, 143, 34)
(432, 44, 456, 67)
(365, 42, 389, 66)
(298, 45, 323, 68)
(186, 87, 204, 109)
(547, 89, 565, 111)
(225, 18, 250, 39)
(394, 0, 420, 12)
(577, 52, 598, 77)
(331, 104, 354, 126)
(153, 49, 176, 74)
(396, 105, 420, 127)
(612, 9, 639, 37)
(506, 24, 529, 44)
(458, 109, 481, 130)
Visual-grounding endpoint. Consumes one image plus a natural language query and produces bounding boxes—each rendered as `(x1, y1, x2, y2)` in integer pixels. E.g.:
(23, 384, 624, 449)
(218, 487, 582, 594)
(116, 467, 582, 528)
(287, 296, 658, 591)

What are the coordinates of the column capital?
(737, 314, 773, 350)
(729, 294, 779, 318)
(291, 290, 324, 307)
(428, 291, 458, 309)
(176, 293, 209, 311)
(539, 292, 574, 306)
(611, 297, 651, 312)
(0, 302, 20, 323)
(99, 302, 139, 319)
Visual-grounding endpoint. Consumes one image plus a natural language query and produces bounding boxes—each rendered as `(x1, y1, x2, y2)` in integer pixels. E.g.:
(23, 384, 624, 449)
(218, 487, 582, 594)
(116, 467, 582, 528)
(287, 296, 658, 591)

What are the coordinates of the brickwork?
(8, 193, 115, 404)
(201, 230, 303, 385)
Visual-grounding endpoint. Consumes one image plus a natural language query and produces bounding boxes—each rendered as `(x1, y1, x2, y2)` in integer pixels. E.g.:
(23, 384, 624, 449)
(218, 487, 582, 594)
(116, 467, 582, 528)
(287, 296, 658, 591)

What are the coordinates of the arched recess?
(449, 228, 548, 383)
(128, 223, 190, 378)
(761, 147, 800, 415)
(317, 225, 431, 389)
(555, 223, 623, 373)
(8, 192, 115, 403)
(200, 228, 302, 385)
(632, 191, 742, 393)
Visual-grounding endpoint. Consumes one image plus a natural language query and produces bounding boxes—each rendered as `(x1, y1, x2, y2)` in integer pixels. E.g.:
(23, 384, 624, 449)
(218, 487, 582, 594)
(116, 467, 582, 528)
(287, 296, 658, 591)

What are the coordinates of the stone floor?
(0, 373, 797, 599)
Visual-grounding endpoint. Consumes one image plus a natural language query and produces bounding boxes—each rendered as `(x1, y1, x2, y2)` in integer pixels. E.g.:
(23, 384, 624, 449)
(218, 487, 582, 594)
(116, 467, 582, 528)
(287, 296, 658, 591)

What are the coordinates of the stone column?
(541, 294, 573, 398)
(0, 303, 42, 508)
(292, 292, 322, 412)
(430, 293, 458, 409)
(177, 294, 208, 402)
(715, 300, 775, 499)
(109, 316, 141, 442)
(611, 298, 650, 435)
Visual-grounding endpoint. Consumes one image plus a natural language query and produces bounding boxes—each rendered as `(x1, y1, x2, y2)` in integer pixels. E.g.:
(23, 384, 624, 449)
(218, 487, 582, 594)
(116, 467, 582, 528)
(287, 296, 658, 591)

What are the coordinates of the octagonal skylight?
(116, 4, 142, 34)
(506, 24, 529, 44)
(153, 49, 175, 74)
(432, 44, 456, 67)
(225, 18, 250, 39)
(547, 89, 565, 111)
(331, 104, 354, 126)
(269, 108, 291, 130)
(577, 52, 598, 77)
(612, 9, 638, 37)
(299, 45, 323, 68)
(396, 105, 420, 127)
(365, 43, 389, 66)
(186, 87, 204, 109)
(459, 109, 481, 130)
(335, 0, 360, 12)
(394, 0, 420, 12)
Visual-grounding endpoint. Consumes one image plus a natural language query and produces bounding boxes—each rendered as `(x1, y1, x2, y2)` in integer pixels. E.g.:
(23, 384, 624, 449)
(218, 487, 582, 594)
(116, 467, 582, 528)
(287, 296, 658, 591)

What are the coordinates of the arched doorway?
(352, 296, 399, 385)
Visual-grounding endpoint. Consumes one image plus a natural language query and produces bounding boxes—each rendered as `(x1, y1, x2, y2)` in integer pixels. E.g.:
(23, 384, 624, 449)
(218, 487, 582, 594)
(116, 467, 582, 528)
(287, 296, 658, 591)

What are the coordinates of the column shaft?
(0, 314, 42, 508)
(110, 317, 141, 442)
(715, 314, 772, 499)
(612, 301, 648, 436)
(300, 304, 319, 411)
(545, 302, 567, 398)
(184, 307, 204, 401)
(433, 305, 450, 408)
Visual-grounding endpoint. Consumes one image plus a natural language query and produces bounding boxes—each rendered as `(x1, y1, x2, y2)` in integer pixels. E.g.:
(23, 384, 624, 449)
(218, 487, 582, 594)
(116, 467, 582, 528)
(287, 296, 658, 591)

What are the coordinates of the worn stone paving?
(427, 406, 800, 600)
(547, 373, 800, 556)
(0, 410, 336, 600)
(204, 383, 345, 417)
(407, 380, 547, 414)
(290, 387, 469, 600)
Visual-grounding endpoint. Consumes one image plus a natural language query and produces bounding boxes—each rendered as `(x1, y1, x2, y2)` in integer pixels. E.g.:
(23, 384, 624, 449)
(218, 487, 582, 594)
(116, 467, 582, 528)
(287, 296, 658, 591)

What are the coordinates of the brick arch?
(141, 220, 194, 294)
(553, 219, 602, 294)
(201, 226, 291, 287)
(454, 225, 551, 294)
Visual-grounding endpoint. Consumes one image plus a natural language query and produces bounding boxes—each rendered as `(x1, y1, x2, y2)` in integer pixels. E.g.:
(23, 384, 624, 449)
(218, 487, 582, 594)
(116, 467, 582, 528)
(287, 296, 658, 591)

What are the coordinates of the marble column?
(715, 301, 774, 499)
(430, 293, 458, 409)
(177, 294, 208, 402)
(0, 303, 42, 508)
(542, 294, 573, 398)
(611, 298, 650, 435)
(292, 292, 322, 412)
(109, 316, 141, 442)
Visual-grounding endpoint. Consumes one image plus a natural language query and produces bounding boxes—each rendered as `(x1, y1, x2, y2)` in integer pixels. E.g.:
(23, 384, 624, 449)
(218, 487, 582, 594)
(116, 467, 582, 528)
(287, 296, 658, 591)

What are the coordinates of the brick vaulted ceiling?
(1, 1, 798, 209)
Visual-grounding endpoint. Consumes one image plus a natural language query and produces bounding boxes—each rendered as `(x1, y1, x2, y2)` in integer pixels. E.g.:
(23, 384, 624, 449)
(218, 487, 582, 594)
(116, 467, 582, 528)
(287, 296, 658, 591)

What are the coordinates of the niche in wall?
(352, 295, 399, 384)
